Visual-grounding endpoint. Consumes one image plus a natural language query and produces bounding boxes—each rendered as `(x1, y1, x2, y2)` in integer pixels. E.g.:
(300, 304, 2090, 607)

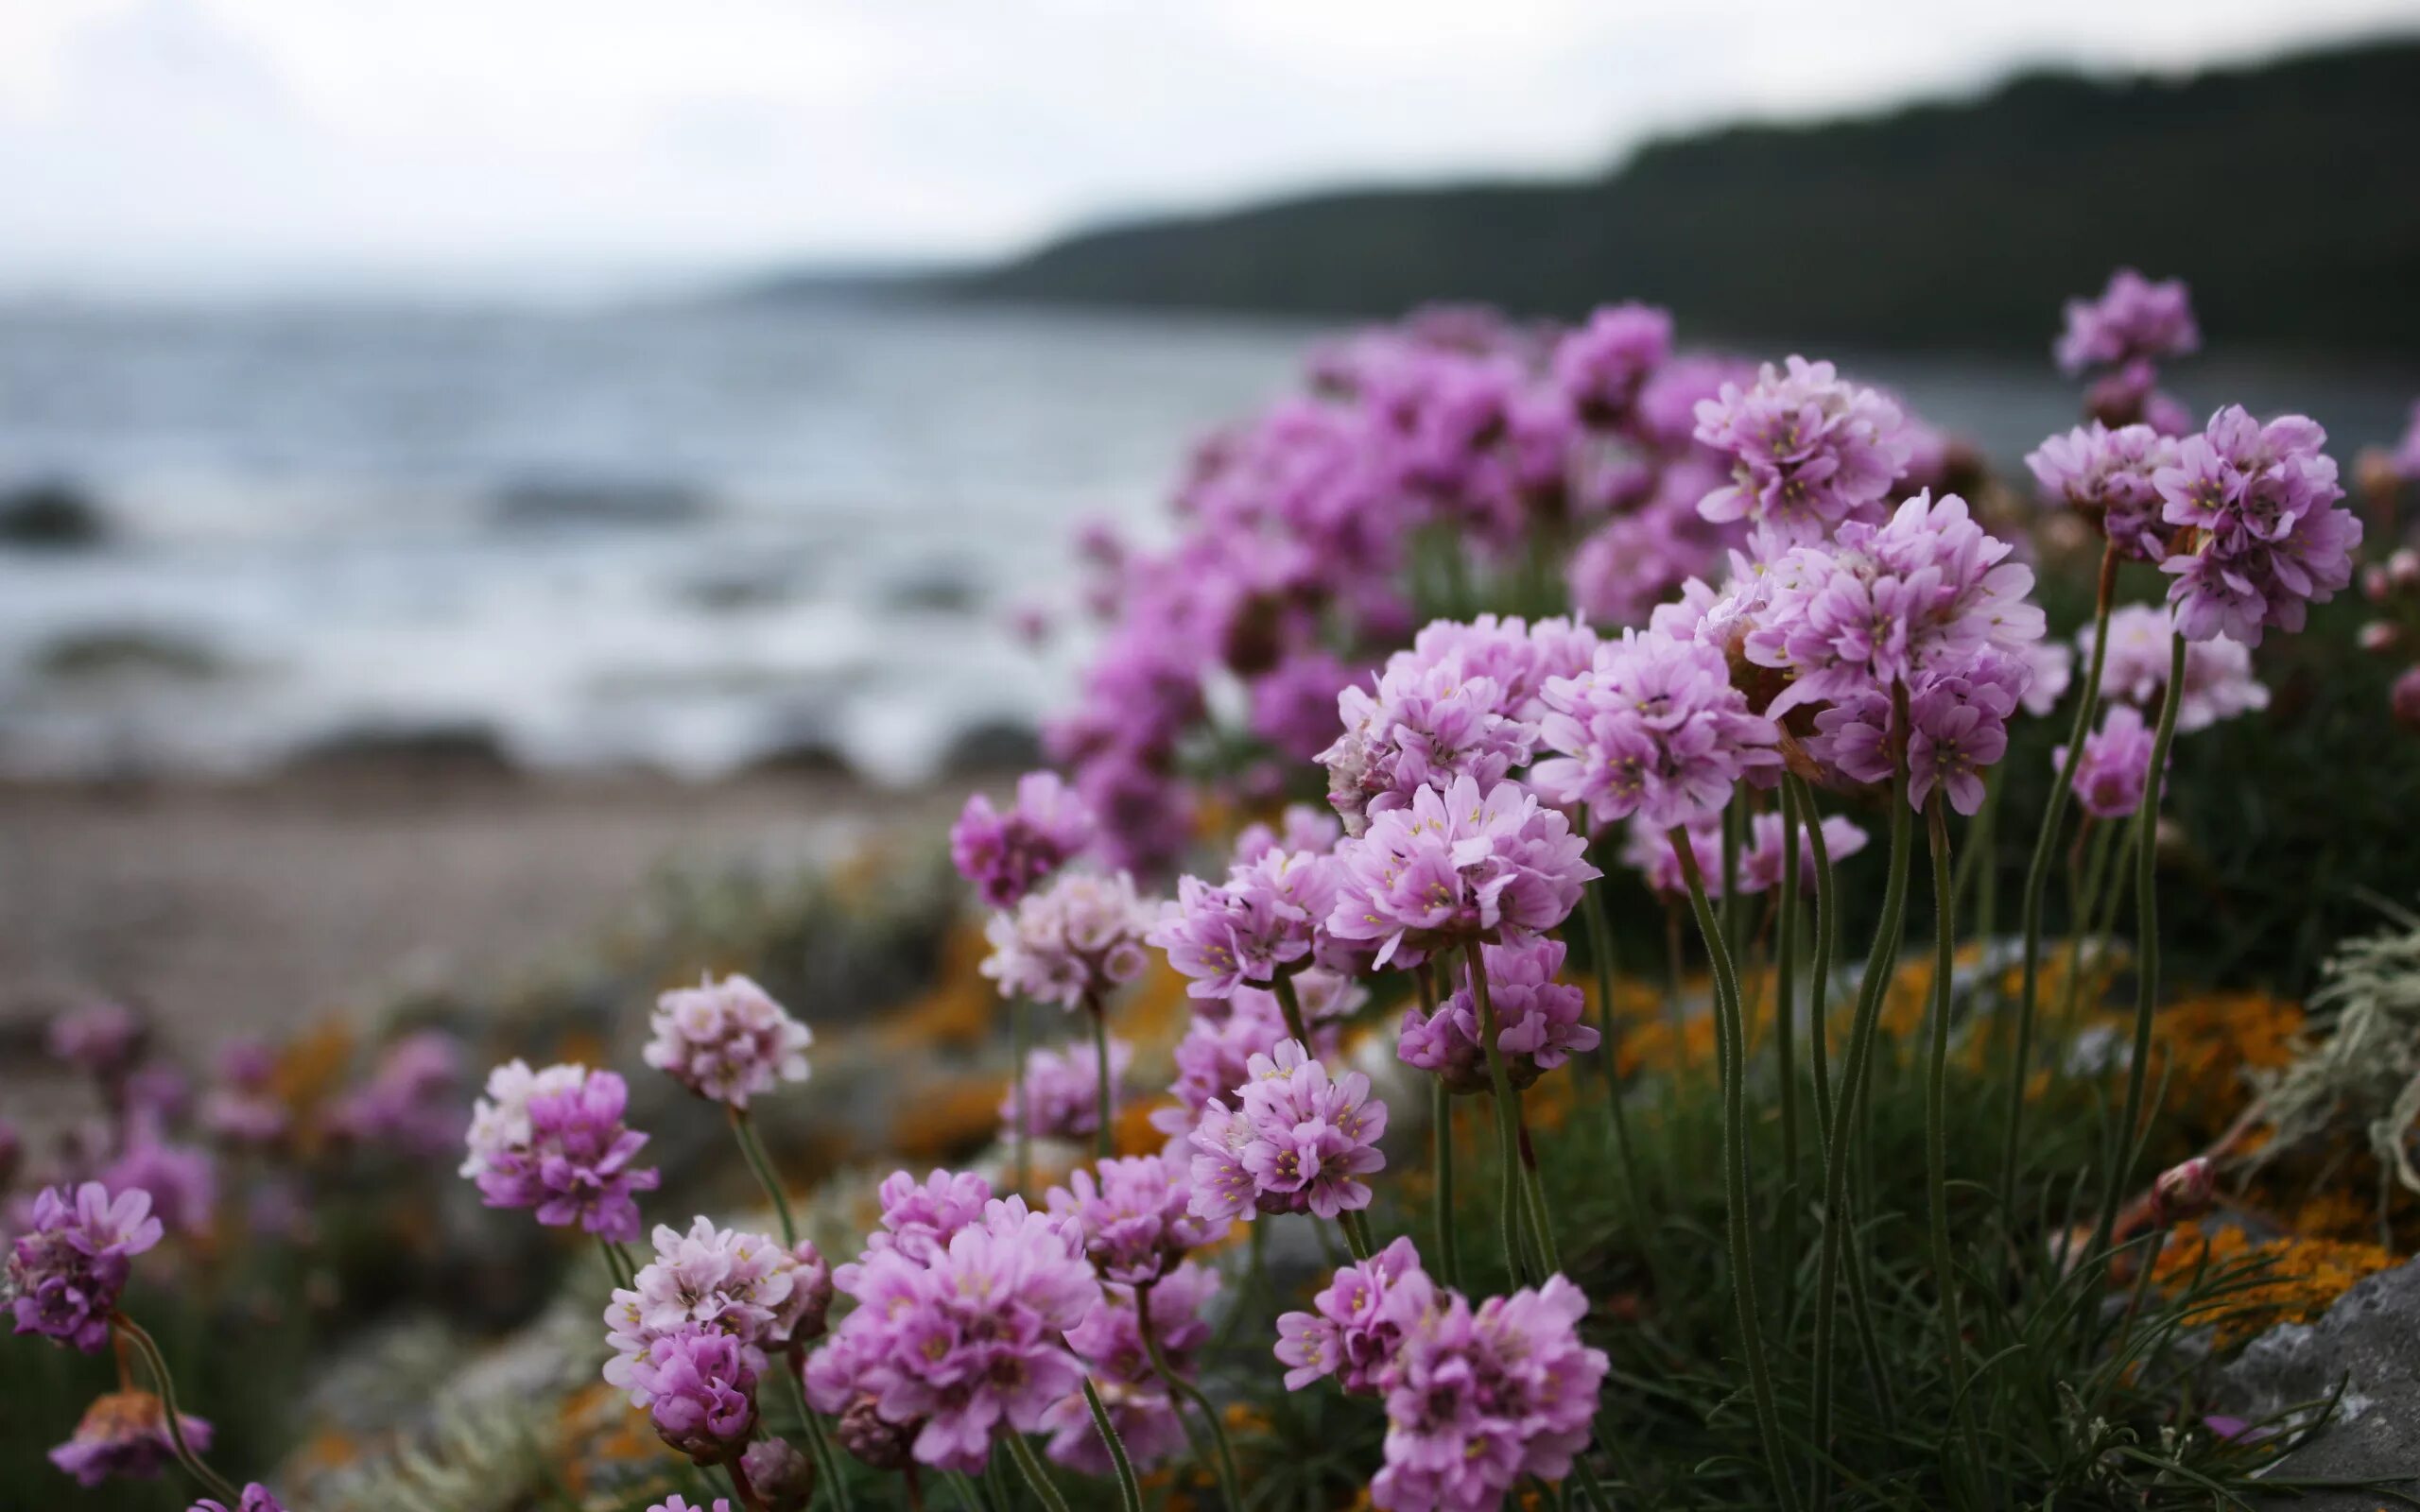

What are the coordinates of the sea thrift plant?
(1187, 1039, 1388, 1221)
(626, 1321, 757, 1461)
(1530, 627, 1781, 828)
(9, 1182, 163, 1351)
(2059, 705, 2161, 818)
(1326, 774, 1599, 967)
(1000, 1036, 1132, 1143)
(1042, 1263, 1219, 1475)
(1396, 935, 1598, 1092)
(2153, 405, 2360, 645)
(2083, 604, 2270, 731)
(1154, 982, 1346, 1137)
(978, 868, 1157, 1010)
(645, 972, 813, 1108)
(460, 1061, 659, 1242)
(1694, 355, 1914, 542)
(49, 1389, 213, 1487)
(2027, 421, 2181, 561)
(2056, 267, 2200, 376)
(1321, 651, 1536, 833)
(1150, 847, 1341, 997)
(601, 1216, 806, 1402)
(1046, 1152, 1226, 1285)
(1275, 1235, 1431, 1393)
(950, 769, 1098, 907)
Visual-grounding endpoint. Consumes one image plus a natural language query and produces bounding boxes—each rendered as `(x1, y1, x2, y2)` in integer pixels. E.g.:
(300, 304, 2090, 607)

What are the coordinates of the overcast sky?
(4, 0, 2416, 298)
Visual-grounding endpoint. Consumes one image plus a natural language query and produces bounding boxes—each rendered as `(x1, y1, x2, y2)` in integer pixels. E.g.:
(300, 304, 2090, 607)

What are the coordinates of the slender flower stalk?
(1135, 1283, 1242, 1510)
(1415, 965, 1462, 1289)
(1808, 768, 1915, 1503)
(1467, 941, 1552, 1283)
(598, 1238, 636, 1290)
(1270, 971, 1313, 1047)
(729, 1107, 799, 1248)
(1085, 992, 1115, 1161)
(112, 1314, 240, 1503)
(1000, 1430, 1074, 1512)
(1669, 829, 1799, 1512)
(1923, 797, 1984, 1473)
(2092, 633, 2189, 1257)
(788, 1366, 855, 1512)
(1079, 1381, 1142, 1512)
(1577, 817, 1651, 1264)
(1775, 781, 1803, 1292)
(1790, 775, 1838, 1136)
(2055, 819, 2119, 1040)
(2006, 542, 2118, 1218)
(1011, 998, 1031, 1195)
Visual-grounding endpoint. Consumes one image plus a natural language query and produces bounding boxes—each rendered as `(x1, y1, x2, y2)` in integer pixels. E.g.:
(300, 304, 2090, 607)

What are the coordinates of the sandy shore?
(0, 765, 961, 1071)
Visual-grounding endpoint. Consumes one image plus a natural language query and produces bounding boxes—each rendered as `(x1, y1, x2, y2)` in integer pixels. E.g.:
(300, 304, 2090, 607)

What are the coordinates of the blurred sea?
(1, 298, 2411, 785)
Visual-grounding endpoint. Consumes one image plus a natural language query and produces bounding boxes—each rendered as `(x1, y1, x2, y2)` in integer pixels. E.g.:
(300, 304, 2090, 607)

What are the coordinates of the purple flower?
(2154, 406, 2360, 646)
(1907, 673, 2013, 816)
(645, 1499, 728, 1512)
(1322, 651, 1536, 835)
(2027, 421, 2181, 562)
(1327, 775, 1599, 969)
(603, 1217, 801, 1404)
(1274, 1235, 1433, 1393)
(979, 869, 1158, 1012)
(9, 1182, 162, 1351)
(1046, 1152, 1227, 1286)
(460, 1061, 659, 1243)
(2083, 603, 2269, 732)
(1551, 303, 1672, 428)
(1694, 356, 1914, 542)
(1739, 809, 1870, 894)
(1043, 1263, 1219, 1475)
(950, 771, 1098, 908)
(1232, 803, 1343, 867)
(2056, 268, 2199, 375)
(1371, 1275, 1609, 1512)
(1153, 978, 1350, 1138)
(629, 1322, 757, 1462)
(1397, 936, 1599, 1094)
(1252, 647, 1367, 762)
(1620, 820, 1723, 900)
(834, 1169, 995, 1289)
(190, 1485, 288, 1512)
(49, 1390, 212, 1487)
(48, 1003, 146, 1076)
(1150, 849, 1340, 998)
(645, 972, 813, 1108)
(806, 1196, 1099, 1473)
(326, 1030, 465, 1157)
(1566, 510, 1720, 630)
(1001, 1036, 1132, 1143)
(98, 1133, 216, 1239)
(1186, 1039, 1387, 1222)
(1404, 614, 1599, 723)
(199, 1040, 287, 1146)
(1530, 628, 1781, 830)
(2058, 704, 2161, 819)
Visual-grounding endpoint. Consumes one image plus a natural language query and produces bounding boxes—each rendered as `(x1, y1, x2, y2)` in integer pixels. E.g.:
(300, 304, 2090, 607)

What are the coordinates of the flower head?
(1154, 981, 1348, 1138)
(1397, 936, 1599, 1094)
(9, 1182, 162, 1351)
(979, 870, 1157, 1012)
(603, 1217, 802, 1406)
(2027, 421, 2180, 562)
(645, 973, 812, 1108)
(1046, 1152, 1227, 1286)
(1327, 775, 1599, 969)
(2058, 704, 2162, 819)
(1530, 628, 1780, 829)
(1043, 1263, 1219, 1475)
(1739, 809, 1870, 893)
(2154, 406, 2360, 646)
(1694, 356, 1913, 542)
(1186, 1040, 1388, 1222)
(1150, 849, 1340, 998)
(2056, 268, 2199, 375)
(48, 1003, 146, 1076)
(1551, 303, 1671, 428)
(835, 1169, 994, 1289)
(2082, 604, 2268, 732)
(49, 1389, 212, 1487)
(1322, 652, 1536, 835)
(950, 771, 1098, 908)
(1274, 1235, 1433, 1393)
(630, 1322, 757, 1462)
(460, 1061, 658, 1242)
(1001, 1037, 1131, 1143)
(326, 1030, 465, 1157)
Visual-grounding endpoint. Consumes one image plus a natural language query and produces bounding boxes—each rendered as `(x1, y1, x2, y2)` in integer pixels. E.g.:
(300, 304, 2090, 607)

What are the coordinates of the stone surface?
(2217, 1257, 2420, 1507)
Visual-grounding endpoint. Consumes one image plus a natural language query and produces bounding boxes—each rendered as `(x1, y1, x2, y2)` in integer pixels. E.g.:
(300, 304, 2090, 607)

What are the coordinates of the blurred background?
(4, 0, 2419, 1057)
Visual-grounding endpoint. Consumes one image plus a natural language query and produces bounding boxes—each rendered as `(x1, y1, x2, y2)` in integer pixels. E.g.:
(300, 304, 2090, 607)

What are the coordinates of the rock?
(0, 479, 109, 548)
(2216, 1256, 2420, 1507)
(33, 628, 227, 681)
(287, 723, 519, 781)
(939, 718, 1041, 778)
(491, 476, 707, 528)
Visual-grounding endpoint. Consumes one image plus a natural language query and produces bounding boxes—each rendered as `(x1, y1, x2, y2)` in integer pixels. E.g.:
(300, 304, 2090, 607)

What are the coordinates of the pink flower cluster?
(2027, 421, 2180, 562)
(1322, 652, 1535, 834)
(1042, 1263, 1219, 1476)
(1397, 936, 1599, 1093)
(192, 1485, 287, 1512)
(1153, 974, 1352, 1139)
(978, 868, 1158, 1011)
(2059, 704, 2161, 819)
(645, 972, 813, 1108)
(1000, 1036, 1132, 1143)
(1326, 775, 1598, 969)
(9, 1182, 162, 1351)
(1530, 627, 1781, 830)
(1694, 355, 1914, 543)
(459, 1061, 659, 1243)
(1046, 1151, 1226, 1286)
(326, 1029, 465, 1157)
(2056, 267, 2200, 377)
(806, 1194, 1099, 1473)
(603, 1217, 830, 1418)
(2083, 603, 2269, 732)
(949, 769, 1098, 908)
(1275, 1234, 1429, 1393)
(1151, 848, 1340, 998)
(49, 1389, 212, 1487)
(2152, 405, 2360, 646)
(1187, 1040, 1387, 1222)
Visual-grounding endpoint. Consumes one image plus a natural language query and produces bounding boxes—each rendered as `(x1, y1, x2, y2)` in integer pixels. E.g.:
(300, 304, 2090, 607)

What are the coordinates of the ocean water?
(1, 299, 2411, 784)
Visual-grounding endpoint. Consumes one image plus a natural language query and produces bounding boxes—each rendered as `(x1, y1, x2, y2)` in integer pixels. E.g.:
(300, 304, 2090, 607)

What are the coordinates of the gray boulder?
(2217, 1257, 2420, 1507)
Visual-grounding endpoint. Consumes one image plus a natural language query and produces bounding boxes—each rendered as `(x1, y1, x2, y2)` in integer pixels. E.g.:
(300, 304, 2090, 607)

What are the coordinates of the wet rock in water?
(2215, 1256, 2420, 1507)
(287, 723, 519, 781)
(0, 479, 109, 548)
(492, 476, 707, 528)
(940, 719, 1041, 778)
(33, 628, 227, 681)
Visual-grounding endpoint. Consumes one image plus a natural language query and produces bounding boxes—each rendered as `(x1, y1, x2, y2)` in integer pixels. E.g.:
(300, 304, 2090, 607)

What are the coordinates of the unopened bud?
(837, 1395, 915, 1470)
(2360, 620, 2403, 655)
(2393, 546, 2420, 592)
(2153, 1157, 2217, 1225)
(740, 1435, 816, 1511)
(2394, 666, 2420, 732)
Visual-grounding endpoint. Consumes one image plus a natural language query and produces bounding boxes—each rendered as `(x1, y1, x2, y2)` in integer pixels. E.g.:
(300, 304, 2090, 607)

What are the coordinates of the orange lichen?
(872, 923, 1000, 1053)
(2152, 1222, 2397, 1347)
(893, 1072, 1012, 1161)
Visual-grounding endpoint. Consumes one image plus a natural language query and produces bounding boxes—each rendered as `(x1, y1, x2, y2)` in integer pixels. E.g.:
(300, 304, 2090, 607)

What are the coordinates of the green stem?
(1791, 775, 1839, 1140)
(1924, 798, 1984, 1473)
(1671, 828, 1801, 1512)
(999, 1429, 1073, 1512)
(1337, 1207, 1375, 1262)
(2055, 819, 2119, 1041)
(1086, 994, 1115, 1162)
(731, 1106, 801, 1248)
(113, 1315, 241, 1503)
(1468, 940, 1550, 1283)
(1080, 1378, 1144, 1512)
(1427, 1023, 1461, 1289)
(1011, 996, 1031, 1197)
(786, 1353, 855, 1512)
(2005, 544, 2117, 1219)
(1807, 768, 1915, 1505)
(599, 1236, 637, 1290)
(1270, 971, 1313, 1046)
(1137, 1285, 1242, 1509)
(2092, 632, 2187, 1258)
(1578, 858, 1649, 1246)
(1776, 781, 1803, 1299)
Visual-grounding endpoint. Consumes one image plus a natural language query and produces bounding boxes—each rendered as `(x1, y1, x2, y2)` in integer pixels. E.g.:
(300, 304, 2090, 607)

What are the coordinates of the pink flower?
(2057, 704, 2161, 819)
(460, 1061, 658, 1243)
(2083, 606, 2269, 734)
(1530, 628, 1780, 829)
(1002, 1037, 1132, 1143)
(1274, 1235, 1433, 1393)
(1042, 1263, 1219, 1475)
(49, 1389, 212, 1487)
(1694, 356, 1913, 543)
(1327, 775, 1599, 969)
(2154, 406, 2360, 646)
(1397, 936, 1598, 1094)
(645, 973, 812, 1108)
(1186, 1040, 1387, 1222)
(630, 1322, 756, 1461)
(1153, 979, 1349, 1139)
(1322, 652, 1536, 835)
(603, 1217, 801, 1406)
(47, 1003, 146, 1076)
(1620, 819, 1723, 900)
(9, 1182, 162, 1351)
(1739, 809, 1870, 893)
(979, 870, 1158, 1012)
(1232, 803, 1343, 867)
(2056, 268, 2199, 375)
(1551, 303, 1672, 428)
(191, 1485, 287, 1512)
(2026, 421, 2180, 562)
(950, 771, 1098, 908)
(326, 1030, 465, 1157)
(1046, 1152, 1226, 1286)
(1150, 849, 1340, 998)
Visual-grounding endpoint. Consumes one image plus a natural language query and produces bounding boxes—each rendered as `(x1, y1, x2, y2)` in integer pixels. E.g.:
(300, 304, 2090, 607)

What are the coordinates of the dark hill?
(904, 39, 2420, 352)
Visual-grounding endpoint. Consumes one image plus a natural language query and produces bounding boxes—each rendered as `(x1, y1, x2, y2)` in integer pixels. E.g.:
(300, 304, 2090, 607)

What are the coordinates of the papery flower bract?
(979, 869, 1157, 1011)
(9, 1182, 162, 1351)
(49, 1389, 211, 1487)
(1370, 1275, 1609, 1512)
(739, 1436, 814, 1512)
(1047, 1151, 1226, 1285)
(2154, 406, 2360, 646)
(949, 770, 1098, 908)
(1530, 627, 1780, 829)
(645, 972, 812, 1108)
(1694, 356, 1913, 542)
(1187, 1039, 1387, 1222)
(1001, 1036, 1131, 1143)
(2057, 704, 2160, 819)
(629, 1322, 756, 1462)
(2056, 268, 2199, 375)
(1396, 936, 1599, 1094)
(461, 1061, 658, 1243)
(1274, 1235, 1433, 1393)
(1043, 1262, 1219, 1475)
(1326, 775, 1599, 968)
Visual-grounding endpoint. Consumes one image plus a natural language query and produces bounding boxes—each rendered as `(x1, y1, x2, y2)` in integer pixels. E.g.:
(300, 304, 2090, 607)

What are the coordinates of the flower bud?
(837, 1394, 915, 1470)
(2394, 666, 2420, 732)
(773, 1240, 833, 1345)
(739, 1435, 816, 1512)
(2393, 546, 2420, 591)
(2365, 563, 2393, 603)
(2360, 620, 2403, 655)
(2152, 1157, 2217, 1225)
